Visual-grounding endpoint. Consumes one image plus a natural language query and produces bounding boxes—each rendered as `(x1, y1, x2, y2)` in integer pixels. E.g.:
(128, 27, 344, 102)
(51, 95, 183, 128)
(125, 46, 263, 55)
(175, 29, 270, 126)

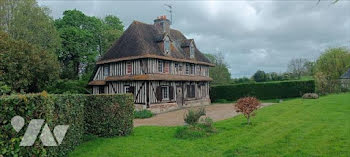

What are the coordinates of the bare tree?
(287, 58, 309, 79)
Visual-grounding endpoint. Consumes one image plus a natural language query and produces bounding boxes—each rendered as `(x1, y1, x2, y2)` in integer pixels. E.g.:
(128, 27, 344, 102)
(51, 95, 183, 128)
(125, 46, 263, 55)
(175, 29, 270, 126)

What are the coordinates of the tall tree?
(0, 31, 60, 93)
(252, 70, 267, 82)
(0, 0, 60, 53)
(314, 47, 350, 94)
(205, 53, 232, 85)
(55, 10, 123, 79)
(287, 58, 309, 79)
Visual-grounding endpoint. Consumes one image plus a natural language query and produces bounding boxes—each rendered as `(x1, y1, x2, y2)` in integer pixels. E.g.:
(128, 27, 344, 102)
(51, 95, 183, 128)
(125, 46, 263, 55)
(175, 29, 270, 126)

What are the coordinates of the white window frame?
(185, 63, 190, 74)
(164, 36, 170, 54)
(161, 86, 169, 100)
(124, 85, 130, 93)
(158, 60, 164, 73)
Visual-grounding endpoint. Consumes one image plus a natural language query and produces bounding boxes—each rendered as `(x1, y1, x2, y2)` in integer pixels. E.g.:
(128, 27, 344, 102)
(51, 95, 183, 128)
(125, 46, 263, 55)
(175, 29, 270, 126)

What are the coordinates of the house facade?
(89, 16, 214, 113)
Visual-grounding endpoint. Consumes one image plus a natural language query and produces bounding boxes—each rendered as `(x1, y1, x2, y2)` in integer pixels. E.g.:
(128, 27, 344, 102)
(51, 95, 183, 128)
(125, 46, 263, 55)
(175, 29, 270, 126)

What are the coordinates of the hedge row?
(0, 93, 134, 156)
(210, 80, 315, 102)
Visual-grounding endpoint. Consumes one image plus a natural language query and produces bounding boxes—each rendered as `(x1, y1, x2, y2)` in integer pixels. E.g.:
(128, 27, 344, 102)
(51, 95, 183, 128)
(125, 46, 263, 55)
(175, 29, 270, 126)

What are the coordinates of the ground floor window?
(99, 86, 105, 94)
(124, 85, 135, 94)
(161, 86, 169, 100)
(187, 84, 195, 98)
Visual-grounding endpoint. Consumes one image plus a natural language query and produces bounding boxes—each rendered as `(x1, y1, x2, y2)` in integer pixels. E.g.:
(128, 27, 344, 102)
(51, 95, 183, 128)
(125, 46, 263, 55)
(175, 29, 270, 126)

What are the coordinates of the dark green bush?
(0, 93, 134, 156)
(134, 110, 153, 119)
(210, 80, 315, 102)
(84, 94, 134, 137)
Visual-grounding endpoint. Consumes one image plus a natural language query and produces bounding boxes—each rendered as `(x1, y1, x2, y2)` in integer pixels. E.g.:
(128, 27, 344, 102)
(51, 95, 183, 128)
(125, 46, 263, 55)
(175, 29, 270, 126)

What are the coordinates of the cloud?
(38, 0, 350, 78)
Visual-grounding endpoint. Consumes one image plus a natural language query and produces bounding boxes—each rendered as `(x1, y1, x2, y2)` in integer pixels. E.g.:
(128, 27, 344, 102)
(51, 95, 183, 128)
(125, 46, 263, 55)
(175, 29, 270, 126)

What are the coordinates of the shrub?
(210, 80, 315, 102)
(0, 93, 134, 156)
(235, 97, 261, 125)
(175, 117, 216, 139)
(134, 110, 153, 119)
(184, 108, 206, 126)
(84, 94, 134, 137)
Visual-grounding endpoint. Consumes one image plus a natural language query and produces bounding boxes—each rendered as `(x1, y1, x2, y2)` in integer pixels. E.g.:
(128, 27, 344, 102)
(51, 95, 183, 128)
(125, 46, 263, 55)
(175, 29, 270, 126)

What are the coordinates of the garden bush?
(0, 92, 134, 156)
(184, 108, 206, 126)
(84, 94, 134, 137)
(134, 110, 153, 119)
(210, 80, 315, 102)
(175, 117, 216, 139)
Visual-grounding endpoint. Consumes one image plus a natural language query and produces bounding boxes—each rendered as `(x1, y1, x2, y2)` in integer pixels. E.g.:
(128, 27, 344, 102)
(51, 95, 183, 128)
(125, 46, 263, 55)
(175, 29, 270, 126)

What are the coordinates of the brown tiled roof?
(98, 21, 212, 65)
(106, 74, 213, 82)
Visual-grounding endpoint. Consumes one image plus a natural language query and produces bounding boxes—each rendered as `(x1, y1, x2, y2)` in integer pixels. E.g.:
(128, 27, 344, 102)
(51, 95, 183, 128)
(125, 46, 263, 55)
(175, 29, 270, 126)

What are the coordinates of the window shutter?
(156, 86, 162, 101)
(169, 86, 174, 100)
(129, 86, 135, 95)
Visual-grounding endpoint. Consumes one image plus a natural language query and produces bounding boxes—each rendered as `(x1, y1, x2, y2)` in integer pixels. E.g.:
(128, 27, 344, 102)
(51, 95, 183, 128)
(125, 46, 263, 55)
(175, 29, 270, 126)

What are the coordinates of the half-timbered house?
(89, 16, 214, 113)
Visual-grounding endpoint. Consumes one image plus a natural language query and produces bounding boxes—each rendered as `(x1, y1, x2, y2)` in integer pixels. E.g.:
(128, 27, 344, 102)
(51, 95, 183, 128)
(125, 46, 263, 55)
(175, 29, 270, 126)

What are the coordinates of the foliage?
(45, 79, 90, 94)
(0, 31, 60, 93)
(210, 80, 315, 102)
(0, 93, 134, 156)
(235, 97, 261, 124)
(0, 0, 60, 53)
(287, 58, 311, 79)
(184, 108, 206, 126)
(84, 94, 134, 137)
(55, 10, 123, 79)
(70, 93, 350, 157)
(204, 53, 232, 85)
(134, 110, 153, 119)
(231, 77, 255, 84)
(0, 81, 11, 95)
(176, 117, 216, 139)
(252, 70, 267, 82)
(313, 47, 350, 94)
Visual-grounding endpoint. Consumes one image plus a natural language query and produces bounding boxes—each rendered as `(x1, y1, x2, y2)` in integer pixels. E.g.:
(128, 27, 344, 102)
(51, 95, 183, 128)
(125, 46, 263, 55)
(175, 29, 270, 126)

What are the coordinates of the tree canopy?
(205, 53, 232, 85)
(55, 10, 124, 79)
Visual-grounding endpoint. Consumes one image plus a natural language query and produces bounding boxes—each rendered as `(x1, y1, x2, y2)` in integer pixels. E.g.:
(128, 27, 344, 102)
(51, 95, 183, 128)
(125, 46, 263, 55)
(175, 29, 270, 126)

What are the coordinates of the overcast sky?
(38, 0, 350, 78)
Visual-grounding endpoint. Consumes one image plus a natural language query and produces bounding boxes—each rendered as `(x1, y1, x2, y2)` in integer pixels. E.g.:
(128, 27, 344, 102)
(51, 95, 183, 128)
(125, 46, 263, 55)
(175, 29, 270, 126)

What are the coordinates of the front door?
(176, 86, 183, 107)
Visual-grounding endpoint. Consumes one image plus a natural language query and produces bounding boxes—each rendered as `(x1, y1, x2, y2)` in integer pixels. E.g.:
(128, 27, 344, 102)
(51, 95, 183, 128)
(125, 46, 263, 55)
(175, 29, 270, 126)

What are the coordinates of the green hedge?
(0, 93, 134, 156)
(84, 94, 134, 137)
(210, 80, 315, 102)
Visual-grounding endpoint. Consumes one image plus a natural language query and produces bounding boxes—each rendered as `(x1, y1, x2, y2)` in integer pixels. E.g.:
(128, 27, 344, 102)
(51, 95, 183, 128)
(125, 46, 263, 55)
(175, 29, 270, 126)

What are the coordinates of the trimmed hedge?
(85, 94, 134, 137)
(210, 80, 315, 102)
(0, 93, 134, 156)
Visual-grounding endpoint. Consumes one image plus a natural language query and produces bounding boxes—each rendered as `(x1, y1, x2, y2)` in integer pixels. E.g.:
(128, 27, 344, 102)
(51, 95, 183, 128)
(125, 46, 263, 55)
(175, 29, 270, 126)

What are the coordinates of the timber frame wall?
(92, 58, 211, 106)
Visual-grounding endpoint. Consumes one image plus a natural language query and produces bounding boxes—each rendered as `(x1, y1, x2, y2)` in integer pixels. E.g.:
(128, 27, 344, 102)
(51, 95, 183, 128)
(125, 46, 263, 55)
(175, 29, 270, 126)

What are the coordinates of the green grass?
(70, 93, 350, 157)
(212, 97, 296, 104)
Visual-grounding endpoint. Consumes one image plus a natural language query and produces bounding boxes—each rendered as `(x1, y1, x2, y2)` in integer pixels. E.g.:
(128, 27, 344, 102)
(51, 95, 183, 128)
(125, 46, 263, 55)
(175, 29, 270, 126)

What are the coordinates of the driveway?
(134, 103, 274, 127)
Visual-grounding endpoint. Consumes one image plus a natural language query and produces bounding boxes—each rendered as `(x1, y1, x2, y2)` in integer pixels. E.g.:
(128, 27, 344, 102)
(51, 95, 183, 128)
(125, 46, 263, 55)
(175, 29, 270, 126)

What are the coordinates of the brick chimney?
(154, 15, 170, 34)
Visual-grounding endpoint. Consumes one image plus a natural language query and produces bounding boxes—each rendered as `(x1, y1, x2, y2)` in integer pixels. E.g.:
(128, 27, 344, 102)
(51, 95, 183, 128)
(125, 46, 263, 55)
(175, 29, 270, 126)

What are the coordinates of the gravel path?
(134, 103, 274, 127)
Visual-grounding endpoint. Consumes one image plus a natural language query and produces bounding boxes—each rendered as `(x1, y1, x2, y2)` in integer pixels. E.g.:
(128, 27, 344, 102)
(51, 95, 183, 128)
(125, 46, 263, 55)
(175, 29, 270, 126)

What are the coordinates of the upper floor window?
(190, 64, 195, 74)
(164, 36, 170, 54)
(103, 64, 109, 76)
(190, 42, 195, 58)
(126, 62, 132, 74)
(185, 63, 190, 74)
(164, 61, 169, 73)
(158, 60, 163, 73)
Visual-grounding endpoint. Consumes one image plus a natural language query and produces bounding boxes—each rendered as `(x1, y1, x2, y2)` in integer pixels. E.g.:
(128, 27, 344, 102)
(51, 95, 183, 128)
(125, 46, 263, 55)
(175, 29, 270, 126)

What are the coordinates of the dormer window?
(164, 36, 170, 54)
(190, 42, 195, 58)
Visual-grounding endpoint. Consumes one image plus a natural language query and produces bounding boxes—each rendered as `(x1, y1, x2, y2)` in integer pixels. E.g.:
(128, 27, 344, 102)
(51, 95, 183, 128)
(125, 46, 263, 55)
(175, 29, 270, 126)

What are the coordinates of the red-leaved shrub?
(235, 97, 261, 124)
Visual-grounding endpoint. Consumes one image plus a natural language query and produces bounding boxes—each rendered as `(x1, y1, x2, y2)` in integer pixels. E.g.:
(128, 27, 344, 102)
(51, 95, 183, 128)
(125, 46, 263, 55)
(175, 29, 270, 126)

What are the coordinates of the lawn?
(70, 93, 350, 157)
